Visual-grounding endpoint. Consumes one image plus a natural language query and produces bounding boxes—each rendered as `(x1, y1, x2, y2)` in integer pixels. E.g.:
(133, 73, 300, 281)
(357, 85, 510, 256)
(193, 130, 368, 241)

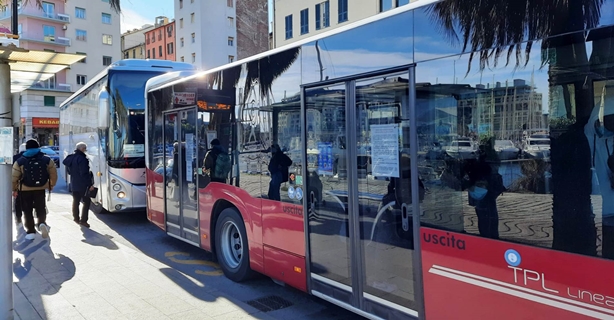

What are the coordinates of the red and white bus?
(145, 0, 614, 318)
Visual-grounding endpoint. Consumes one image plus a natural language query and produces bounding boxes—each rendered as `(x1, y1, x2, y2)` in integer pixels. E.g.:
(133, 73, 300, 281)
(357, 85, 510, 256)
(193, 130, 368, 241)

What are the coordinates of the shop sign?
(32, 117, 59, 128)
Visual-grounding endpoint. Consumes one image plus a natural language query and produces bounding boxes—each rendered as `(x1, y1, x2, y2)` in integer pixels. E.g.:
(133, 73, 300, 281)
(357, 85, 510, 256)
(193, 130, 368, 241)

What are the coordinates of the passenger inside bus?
(267, 143, 292, 201)
(203, 139, 230, 184)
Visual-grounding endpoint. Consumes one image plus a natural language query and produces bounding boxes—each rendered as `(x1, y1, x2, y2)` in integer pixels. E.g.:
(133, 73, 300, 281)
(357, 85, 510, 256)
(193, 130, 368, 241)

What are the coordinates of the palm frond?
(428, 0, 605, 73)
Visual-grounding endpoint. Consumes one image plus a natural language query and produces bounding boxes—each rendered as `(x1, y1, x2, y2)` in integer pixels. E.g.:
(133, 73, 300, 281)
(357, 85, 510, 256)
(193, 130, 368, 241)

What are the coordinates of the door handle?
(401, 203, 409, 232)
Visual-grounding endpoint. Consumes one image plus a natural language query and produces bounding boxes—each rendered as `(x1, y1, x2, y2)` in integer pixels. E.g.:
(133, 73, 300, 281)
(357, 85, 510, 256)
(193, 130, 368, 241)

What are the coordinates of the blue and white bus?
(59, 59, 195, 213)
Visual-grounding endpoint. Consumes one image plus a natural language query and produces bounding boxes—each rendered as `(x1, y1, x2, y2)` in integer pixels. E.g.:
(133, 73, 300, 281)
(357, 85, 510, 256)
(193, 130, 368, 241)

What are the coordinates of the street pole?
(11, 0, 18, 36)
(0, 61, 14, 320)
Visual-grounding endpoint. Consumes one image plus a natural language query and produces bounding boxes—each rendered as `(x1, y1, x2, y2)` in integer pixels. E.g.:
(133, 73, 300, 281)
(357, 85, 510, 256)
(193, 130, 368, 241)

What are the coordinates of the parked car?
(445, 138, 478, 159)
(40, 147, 60, 167)
(522, 134, 550, 159)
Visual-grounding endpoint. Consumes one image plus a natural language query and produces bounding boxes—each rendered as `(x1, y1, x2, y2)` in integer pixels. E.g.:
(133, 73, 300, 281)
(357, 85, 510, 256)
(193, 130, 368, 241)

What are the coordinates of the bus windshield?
(108, 71, 163, 168)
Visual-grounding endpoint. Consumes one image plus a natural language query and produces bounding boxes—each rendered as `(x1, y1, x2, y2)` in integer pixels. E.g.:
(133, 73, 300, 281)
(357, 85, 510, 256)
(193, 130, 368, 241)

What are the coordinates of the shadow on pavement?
(80, 226, 119, 250)
(13, 233, 76, 319)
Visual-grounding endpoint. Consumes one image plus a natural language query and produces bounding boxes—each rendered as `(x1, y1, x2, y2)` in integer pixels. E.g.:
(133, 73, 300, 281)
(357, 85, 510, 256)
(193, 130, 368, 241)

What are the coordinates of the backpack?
(20, 156, 50, 188)
(213, 152, 231, 180)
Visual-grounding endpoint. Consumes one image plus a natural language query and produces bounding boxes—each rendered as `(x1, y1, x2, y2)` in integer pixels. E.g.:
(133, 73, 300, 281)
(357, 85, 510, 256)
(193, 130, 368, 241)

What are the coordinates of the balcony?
(29, 82, 72, 92)
(18, 33, 70, 46)
(0, 8, 71, 23)
(0, 33, 19, 47)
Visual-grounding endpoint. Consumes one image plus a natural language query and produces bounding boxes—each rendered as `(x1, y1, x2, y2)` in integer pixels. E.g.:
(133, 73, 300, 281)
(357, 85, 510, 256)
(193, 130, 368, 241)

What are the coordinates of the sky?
(119, 0, 274, 33)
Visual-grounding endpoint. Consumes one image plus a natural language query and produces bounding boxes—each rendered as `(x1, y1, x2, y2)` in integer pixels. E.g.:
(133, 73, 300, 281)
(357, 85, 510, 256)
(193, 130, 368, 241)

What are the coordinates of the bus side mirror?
(98, 90, 109, 129)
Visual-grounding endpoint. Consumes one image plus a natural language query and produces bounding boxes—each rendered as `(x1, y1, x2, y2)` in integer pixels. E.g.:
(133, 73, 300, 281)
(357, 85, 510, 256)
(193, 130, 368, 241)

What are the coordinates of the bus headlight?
(113, 184, 122, 191)
(117, 191, 126, 199)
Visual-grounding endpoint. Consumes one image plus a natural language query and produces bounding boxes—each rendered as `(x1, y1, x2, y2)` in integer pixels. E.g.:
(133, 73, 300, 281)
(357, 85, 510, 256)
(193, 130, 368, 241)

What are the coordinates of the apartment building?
(144, 17, 176, 61)
(0, 0, 120, 145)
(175, 0, 268, 70)
(122, 24, 154, 59)
(273, 0, 412, 47)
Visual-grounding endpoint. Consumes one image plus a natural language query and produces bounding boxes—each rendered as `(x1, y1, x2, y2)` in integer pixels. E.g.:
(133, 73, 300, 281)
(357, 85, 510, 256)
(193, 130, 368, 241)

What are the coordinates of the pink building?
(144, 17, 176, 61)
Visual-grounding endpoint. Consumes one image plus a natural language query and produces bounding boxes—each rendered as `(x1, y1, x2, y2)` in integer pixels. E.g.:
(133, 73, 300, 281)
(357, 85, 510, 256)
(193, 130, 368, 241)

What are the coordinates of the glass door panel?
(181, 109, 199, 244)
(355, 73, 417, 311)
(305, 83, 352, 288)
(164, 112, 181, 236)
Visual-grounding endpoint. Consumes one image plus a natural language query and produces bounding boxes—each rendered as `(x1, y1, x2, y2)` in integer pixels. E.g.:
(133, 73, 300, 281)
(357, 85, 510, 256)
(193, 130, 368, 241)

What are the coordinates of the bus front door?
(163, 108, 200, 245)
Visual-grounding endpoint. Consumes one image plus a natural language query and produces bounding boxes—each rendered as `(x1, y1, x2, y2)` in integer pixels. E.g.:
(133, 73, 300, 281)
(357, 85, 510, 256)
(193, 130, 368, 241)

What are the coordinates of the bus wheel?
(215, 208, 253, 282)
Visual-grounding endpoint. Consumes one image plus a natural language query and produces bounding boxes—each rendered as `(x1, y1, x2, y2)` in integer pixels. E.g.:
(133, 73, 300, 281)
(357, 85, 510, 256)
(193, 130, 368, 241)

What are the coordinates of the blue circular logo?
(504, 249, 521, 267)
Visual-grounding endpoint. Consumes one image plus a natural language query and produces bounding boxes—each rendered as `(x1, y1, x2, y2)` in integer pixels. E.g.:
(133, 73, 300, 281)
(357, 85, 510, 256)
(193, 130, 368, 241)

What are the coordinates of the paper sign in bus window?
(370, 124, 399, 178)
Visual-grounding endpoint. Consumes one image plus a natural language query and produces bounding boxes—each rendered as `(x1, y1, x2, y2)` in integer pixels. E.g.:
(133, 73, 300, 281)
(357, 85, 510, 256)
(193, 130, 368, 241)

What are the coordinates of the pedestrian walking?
(62, 142, 94, 228)
(12, 139, 57, 240)
(13, 143, 26, 230)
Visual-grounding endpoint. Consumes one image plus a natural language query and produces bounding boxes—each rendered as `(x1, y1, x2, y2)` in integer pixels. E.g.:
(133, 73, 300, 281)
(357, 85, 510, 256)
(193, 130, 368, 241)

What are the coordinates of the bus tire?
(215, 207, 253, 282)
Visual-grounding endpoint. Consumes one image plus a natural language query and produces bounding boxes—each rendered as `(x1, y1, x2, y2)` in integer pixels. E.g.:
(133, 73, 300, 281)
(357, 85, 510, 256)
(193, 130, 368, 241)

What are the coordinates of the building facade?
(122, 24, 154, 59)
(272, 0, 412, 48)
(144, 17, 176, 61)
(0, 0, 121, 146)
(175, 0, 268, 70)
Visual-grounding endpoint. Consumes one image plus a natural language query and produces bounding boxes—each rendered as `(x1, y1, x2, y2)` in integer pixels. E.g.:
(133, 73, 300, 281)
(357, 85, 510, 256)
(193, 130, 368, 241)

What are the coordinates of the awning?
(0, 43, 86, 93)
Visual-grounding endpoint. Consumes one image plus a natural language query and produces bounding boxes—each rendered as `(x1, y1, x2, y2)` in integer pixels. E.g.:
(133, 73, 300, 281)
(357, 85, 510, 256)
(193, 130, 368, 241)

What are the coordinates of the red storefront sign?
(421, 227, 614, 319)
(32, 117, 59, 128)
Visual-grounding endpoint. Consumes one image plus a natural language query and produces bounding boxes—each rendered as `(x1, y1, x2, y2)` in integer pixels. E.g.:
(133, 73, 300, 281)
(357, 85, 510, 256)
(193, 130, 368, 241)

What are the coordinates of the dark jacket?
(268, 151, 292, 181)
(204, 145, 224, 172)
(63, 150, 92, 193)
(12, 151, 58, 192)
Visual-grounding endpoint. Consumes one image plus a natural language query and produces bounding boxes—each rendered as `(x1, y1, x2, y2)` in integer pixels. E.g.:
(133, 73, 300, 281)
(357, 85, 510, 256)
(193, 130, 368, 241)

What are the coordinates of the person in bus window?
(463, 138, 504, 240)
(585, 88, 614, 259)
(204, 139, 230, 183)
(268, 144, 292, 201)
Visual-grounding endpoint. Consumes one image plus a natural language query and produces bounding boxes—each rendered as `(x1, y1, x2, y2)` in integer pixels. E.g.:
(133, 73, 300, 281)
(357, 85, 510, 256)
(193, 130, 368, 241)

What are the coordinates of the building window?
(124, 52, 129, 59)
(167, 43, 174, 54)
(44, 96, 55, 107)
(316, 1, 330, 30)
(76, 29, 86, 41)
(227, 0, 233, 7)
(158, 45, 162, 57)
(338, 0, 348, 23)
(147, 50, 150, 58)
(228, 55, 234, 63)
(152, 33, 155, 43)
(179, 0, 183, 9)
(76, 52, 86, 63)
(43, 25, 55, 38)
(75, 7, 85, 19)
(191, 53, 195, 63)
(180, 56, 184, 62)
(42, 1, 54, 18)
(180, 18, 183, 28)
(167, 25, 173, 37)
(285, 15, 293, 39)
(102, 34, 112, 45)
(77, 75, 87, 85)
(103, 56, 112, 66)
(227, 17, 234, 27)
(191, 13, 195, 23)
(152, 47, 156, 57)
(180, 38, 184, 47)
(228, 37, 234, 46)
(102, 13, 111, 24)
(191, 33, 195, 43)
(132, 49, 136, 58)
(300, 9, 309, 35)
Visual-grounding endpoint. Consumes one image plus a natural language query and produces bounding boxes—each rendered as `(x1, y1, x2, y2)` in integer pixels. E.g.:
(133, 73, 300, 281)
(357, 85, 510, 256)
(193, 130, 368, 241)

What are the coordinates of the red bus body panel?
(146, 170, 307, 291)
(421, 227, 614, 319)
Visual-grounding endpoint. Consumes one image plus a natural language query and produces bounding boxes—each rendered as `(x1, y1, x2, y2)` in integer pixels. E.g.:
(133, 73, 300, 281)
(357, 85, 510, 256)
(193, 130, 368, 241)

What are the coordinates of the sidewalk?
(11, 181, 351, 320)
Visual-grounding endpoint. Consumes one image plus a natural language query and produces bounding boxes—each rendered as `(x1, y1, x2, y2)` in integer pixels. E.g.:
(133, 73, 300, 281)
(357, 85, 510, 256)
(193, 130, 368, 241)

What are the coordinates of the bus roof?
(148, 0, 440, 93)
(60, 59, 195, 108)
(145, 70, 201, 96)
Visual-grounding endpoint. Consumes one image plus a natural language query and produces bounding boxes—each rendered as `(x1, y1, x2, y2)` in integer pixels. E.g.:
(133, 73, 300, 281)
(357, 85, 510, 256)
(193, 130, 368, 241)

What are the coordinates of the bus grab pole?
(0, 61, 15, 319)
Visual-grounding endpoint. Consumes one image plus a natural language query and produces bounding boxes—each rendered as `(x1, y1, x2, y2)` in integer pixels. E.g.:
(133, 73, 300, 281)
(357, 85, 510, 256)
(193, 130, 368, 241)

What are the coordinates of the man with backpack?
(62, 142, 94, 228)
(13, 143, 26, 230)
(204, 139, 230, 184)
(12, 139, 57, 240)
